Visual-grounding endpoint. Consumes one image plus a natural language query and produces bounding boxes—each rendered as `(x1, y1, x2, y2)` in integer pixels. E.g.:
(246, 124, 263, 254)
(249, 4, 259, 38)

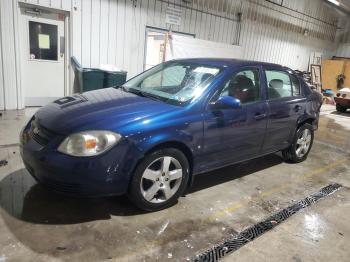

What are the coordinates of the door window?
(266, 70, 294, 99)
(218, 69, 260, 104)
(29, 21, 58, 61)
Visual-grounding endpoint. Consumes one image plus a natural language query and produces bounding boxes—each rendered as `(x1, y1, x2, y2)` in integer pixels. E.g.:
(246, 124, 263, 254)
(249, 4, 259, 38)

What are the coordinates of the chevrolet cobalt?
(20, 59, 322, 211)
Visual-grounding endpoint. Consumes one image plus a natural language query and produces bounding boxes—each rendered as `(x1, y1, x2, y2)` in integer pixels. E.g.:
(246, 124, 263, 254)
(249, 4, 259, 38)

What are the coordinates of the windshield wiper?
(121, 86, 170, 103)
(127, 87, 148, 97)
(125, 87, 161, 100)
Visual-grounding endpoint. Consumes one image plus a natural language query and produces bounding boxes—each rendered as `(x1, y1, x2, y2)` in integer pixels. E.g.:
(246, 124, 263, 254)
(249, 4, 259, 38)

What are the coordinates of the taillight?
(342, 94, 347, 98)
(336, 93, 341, 97)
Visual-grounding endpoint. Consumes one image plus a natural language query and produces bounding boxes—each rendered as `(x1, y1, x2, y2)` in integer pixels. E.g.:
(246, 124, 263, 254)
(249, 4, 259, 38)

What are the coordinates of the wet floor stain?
(194, 184, 343, 262)
(0, 113, 349, 261)
(0, 160, 8, 167)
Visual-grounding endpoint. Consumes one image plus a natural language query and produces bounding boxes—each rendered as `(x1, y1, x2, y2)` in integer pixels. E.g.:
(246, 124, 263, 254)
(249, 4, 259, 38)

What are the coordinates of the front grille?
(28, 118, 56, 146)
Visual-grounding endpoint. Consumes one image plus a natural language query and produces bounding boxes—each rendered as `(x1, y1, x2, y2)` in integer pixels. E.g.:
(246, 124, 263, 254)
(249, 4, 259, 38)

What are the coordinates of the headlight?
(58, 131, 121, 157)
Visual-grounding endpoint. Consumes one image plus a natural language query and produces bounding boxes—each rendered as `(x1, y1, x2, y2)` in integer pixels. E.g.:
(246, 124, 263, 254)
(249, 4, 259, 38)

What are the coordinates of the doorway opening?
(19, 5, 70, 107)
(144, 27, 194, 70)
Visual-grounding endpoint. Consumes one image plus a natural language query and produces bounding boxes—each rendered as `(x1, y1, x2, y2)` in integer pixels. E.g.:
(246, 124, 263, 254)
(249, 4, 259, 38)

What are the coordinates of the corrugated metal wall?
(337, 44, 350, 57)
(0, 0, 344, 109)
(336, 18, 350, 57)
(72, 0, 339, 77)
(0, 0, 22, 110)
(19, 0, 71, 11)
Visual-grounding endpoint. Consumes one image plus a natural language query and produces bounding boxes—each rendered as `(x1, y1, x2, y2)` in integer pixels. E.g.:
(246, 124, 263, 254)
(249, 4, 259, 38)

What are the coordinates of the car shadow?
(331, 110, 350, 117)
(188, 153, 283, 194)
(0, 154, 283, 225)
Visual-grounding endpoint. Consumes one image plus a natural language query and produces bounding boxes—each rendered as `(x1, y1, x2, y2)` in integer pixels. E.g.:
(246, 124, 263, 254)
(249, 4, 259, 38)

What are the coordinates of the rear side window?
(266, 70, 292, 99)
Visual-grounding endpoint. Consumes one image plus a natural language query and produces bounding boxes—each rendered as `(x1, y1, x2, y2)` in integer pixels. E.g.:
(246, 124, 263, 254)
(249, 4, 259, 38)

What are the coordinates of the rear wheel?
(336, 103, 347, 113)
(127, 148, 189, 211)
(282, 123, 314, 163)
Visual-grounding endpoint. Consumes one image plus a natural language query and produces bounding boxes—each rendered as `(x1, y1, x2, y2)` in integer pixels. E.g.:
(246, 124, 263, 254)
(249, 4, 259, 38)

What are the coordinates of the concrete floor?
(0, 105, 349, 262)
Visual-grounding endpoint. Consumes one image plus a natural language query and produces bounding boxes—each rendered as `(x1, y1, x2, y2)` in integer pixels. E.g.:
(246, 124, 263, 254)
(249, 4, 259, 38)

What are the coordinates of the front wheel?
(127, 148, 190, 211)
(282, 123, 314, 163)
(336, 104, 347, 113)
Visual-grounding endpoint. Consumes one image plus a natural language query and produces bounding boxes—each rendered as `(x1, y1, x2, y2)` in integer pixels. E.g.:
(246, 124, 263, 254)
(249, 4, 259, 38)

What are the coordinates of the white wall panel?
(336, 18, 350, 57)
(90, 0, 101, 67)
(0, 0, 19, 110)
(71, 0, 82, 63)
(0, 23, 4, 110)
(336, 44, 350, 57)
(0, 0, 348, 110)
(19, 0, 72, 11)
(81, 0, 92, 66)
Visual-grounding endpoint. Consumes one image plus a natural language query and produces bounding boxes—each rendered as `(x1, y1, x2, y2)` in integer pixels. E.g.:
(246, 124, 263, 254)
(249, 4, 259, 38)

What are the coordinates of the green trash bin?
(71, 56, 127, 93)
(104, 70, 127, 88)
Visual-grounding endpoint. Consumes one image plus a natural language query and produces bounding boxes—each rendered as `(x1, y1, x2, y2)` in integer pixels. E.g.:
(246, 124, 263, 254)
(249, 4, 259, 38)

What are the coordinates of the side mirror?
(211, 96, 241, 110)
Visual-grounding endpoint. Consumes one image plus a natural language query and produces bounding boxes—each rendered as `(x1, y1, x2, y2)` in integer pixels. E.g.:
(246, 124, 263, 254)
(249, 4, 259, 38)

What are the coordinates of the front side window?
(218, 69, 261, 104)
(123, 62, 222, 105)
(266, 70, 293, 99)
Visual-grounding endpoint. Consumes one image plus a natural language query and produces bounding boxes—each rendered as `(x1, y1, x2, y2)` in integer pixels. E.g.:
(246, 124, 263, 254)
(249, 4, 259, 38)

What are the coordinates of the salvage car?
(20, 59, 323, 211)
(335, 87, 350, 113)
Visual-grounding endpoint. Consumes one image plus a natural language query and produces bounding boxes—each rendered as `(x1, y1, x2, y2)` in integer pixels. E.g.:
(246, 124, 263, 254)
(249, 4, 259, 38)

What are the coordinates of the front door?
(200, 67, 268, 171)
(20, 7, 66, 106)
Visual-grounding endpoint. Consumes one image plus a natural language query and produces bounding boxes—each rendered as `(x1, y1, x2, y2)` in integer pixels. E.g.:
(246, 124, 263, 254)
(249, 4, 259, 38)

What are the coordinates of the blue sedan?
(20, 59, 322, 211)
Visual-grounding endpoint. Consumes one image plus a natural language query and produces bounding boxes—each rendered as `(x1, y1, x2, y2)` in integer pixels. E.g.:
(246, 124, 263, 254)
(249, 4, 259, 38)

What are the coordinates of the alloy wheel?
(296, 129, 312, 158)
(140, 156, 183, 203)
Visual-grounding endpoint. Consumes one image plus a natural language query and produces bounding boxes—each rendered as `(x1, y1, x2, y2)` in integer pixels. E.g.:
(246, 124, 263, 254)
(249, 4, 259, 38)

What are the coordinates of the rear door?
(262, 68, 306, 152)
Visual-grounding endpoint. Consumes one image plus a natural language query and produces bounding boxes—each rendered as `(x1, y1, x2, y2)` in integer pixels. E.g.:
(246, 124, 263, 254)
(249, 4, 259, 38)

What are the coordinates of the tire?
(336, 104, 347, 113)
(127, 148, 190, 211)
(282, 123, 314, 163)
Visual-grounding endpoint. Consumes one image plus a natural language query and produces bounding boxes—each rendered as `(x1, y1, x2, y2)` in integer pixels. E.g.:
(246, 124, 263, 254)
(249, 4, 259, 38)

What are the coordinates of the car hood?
(35, 88, 179, 135)
(338, 87, 350, 95)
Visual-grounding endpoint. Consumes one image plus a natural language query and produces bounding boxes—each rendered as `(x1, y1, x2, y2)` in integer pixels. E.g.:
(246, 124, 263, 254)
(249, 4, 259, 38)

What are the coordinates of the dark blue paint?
(20, 59, 322, 197)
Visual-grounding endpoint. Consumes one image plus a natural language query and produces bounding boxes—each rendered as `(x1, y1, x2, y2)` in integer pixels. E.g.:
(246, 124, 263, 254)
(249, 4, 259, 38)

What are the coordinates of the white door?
(20, 7, 66, 106)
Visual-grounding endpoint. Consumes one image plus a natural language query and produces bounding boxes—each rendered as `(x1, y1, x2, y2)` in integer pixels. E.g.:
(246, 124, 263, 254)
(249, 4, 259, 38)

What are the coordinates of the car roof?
(170, 58, 291, 71)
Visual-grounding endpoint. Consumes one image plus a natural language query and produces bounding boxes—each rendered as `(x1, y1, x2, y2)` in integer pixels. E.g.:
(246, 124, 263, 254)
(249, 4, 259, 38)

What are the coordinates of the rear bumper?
(334, 97, 350, 107)
(20, 127, 142, 198)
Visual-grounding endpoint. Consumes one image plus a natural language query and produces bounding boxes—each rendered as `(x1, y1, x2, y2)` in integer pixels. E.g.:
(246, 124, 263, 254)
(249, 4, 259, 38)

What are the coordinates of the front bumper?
(20, 124, 141, 197)
(334, 97, 350, 107)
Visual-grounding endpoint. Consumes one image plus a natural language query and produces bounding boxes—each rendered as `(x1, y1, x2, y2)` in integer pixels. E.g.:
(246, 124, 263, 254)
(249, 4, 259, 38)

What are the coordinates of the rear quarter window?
(290, 74, 301, 96)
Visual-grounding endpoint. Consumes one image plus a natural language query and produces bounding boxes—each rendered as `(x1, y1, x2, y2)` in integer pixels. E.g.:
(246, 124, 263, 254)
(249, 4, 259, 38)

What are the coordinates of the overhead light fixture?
(327, 0, 340, 6)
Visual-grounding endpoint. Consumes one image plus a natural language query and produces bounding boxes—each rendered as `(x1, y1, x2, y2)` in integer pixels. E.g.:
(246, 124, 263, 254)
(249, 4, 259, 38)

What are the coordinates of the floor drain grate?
(193, 183, 342, 262)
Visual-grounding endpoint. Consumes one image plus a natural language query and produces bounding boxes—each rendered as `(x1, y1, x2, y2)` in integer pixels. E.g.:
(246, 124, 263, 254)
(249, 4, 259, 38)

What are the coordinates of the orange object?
(85, 139, 97, 149)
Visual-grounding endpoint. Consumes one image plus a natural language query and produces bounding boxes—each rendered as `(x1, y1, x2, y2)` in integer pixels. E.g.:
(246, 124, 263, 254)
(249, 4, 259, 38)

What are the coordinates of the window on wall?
(266, 70, 294, 99)
(29, 21, 58, 61)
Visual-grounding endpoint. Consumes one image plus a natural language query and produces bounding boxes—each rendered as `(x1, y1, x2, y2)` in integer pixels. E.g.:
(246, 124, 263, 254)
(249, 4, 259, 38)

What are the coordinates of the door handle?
(254, 113, 267, 120)
(294, 105, 302, 112)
